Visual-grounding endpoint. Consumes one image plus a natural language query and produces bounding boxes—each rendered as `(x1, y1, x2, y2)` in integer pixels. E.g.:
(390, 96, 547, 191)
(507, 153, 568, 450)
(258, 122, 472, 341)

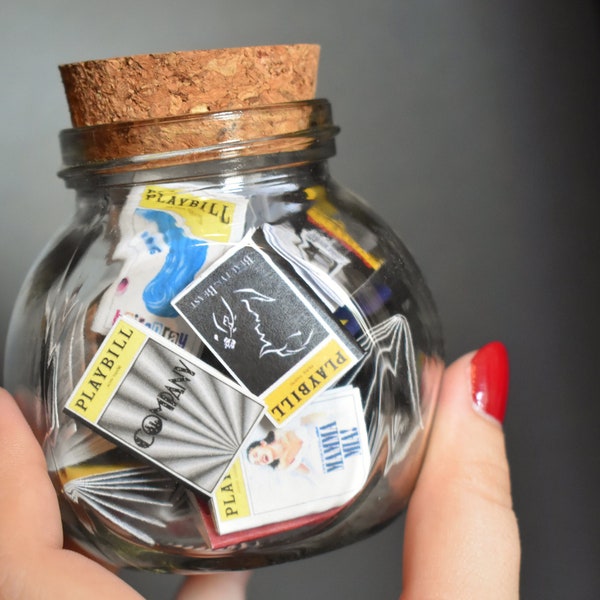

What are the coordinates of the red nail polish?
(470, 341, 509, 423)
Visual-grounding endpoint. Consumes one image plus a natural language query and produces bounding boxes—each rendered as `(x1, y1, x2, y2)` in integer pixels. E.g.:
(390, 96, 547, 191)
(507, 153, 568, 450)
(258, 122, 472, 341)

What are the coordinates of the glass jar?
(5, 98, 444, 571)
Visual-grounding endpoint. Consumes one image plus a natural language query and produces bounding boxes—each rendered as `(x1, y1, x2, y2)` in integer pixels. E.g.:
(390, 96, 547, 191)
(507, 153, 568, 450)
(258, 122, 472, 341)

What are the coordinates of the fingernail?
(471, 341, 509, 423)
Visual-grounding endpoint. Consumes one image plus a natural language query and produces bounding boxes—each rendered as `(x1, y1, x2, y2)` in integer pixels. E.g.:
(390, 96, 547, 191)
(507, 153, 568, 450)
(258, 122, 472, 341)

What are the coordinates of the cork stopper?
(60, 44, 320, 128)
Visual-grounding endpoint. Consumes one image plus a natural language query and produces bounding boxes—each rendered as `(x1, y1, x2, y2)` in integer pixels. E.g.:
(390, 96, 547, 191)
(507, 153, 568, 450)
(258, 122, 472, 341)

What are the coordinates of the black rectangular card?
(172, 233, 364, 426)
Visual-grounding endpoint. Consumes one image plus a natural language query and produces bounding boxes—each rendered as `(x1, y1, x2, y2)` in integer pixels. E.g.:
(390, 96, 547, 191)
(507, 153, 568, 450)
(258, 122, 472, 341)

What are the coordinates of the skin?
(248, 431, 306, 472)
(248, 440, 279, 466)
(0, 349, 520, 599)
(401, 350, 520, 599)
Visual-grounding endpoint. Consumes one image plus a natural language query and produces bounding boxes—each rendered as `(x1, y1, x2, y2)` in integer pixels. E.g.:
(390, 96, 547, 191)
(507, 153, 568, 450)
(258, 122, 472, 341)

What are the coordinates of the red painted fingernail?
(471, 341, 509, 423)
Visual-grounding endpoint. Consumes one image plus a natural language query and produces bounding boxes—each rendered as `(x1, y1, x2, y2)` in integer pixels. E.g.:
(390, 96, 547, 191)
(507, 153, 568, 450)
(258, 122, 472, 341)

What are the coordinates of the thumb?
(176, 571, 250, 600)
(401, 342, 520, 600)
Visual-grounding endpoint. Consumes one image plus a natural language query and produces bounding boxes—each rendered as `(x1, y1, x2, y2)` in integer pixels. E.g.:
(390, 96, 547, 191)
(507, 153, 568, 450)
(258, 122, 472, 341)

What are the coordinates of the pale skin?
(0, 351, 520, 599)
(248, 430, 309, 474)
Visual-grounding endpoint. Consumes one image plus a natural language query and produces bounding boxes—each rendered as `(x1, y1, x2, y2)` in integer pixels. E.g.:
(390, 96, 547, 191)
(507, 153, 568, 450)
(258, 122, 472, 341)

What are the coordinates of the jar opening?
(58, 99, 339, 184)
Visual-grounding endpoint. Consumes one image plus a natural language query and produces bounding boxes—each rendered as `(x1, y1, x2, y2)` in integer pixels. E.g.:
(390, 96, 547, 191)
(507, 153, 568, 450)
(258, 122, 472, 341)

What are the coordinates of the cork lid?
(60, 44, 320, 127)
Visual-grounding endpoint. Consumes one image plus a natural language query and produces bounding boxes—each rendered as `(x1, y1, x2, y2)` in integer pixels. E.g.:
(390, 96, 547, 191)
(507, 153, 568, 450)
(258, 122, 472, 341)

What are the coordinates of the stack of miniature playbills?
(63, 182, 383, 544)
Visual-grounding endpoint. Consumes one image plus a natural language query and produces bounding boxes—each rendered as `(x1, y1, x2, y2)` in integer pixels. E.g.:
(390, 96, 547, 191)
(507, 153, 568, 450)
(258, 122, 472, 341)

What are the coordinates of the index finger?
(0, 387, 64, 551)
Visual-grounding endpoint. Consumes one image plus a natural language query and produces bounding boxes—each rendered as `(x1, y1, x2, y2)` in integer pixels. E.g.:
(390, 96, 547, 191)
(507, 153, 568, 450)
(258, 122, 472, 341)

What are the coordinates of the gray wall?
(1, 1, 598, 598)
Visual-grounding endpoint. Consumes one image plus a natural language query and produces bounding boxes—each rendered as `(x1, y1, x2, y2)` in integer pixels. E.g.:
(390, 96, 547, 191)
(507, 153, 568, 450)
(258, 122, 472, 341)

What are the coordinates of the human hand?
(0, 342, 519, 599)
(0, 386, 249, 599)
(400, 342, 520, 599)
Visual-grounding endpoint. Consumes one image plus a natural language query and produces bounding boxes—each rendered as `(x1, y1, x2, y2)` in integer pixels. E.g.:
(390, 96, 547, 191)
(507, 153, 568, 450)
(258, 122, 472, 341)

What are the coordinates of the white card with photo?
(210, 386, 370, 534)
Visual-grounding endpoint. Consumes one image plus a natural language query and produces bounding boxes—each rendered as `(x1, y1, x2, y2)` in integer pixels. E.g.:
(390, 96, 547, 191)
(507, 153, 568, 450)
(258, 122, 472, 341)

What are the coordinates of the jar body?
(5, 111, 443, 571)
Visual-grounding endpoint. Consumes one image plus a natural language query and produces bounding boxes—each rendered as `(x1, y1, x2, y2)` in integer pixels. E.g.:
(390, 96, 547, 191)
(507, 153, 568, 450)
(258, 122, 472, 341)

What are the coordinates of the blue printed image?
(139, 209, 209, 317)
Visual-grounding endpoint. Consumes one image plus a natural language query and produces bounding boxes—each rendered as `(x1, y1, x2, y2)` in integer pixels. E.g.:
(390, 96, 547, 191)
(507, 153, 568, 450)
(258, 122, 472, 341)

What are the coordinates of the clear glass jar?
(5, 99, 444, 571)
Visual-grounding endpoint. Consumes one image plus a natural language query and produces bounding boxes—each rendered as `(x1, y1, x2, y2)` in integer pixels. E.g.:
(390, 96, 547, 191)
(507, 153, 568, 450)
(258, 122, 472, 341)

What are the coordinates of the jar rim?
(58, 99, 339, 181)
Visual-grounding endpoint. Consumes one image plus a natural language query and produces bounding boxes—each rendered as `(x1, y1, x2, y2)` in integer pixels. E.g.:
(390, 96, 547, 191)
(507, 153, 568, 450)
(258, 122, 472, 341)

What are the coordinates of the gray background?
(1, 1, 598, 598)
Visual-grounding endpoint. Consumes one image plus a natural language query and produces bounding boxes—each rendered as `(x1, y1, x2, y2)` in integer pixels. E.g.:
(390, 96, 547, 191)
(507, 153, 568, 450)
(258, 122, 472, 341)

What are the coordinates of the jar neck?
(58, 99, 339, 189)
